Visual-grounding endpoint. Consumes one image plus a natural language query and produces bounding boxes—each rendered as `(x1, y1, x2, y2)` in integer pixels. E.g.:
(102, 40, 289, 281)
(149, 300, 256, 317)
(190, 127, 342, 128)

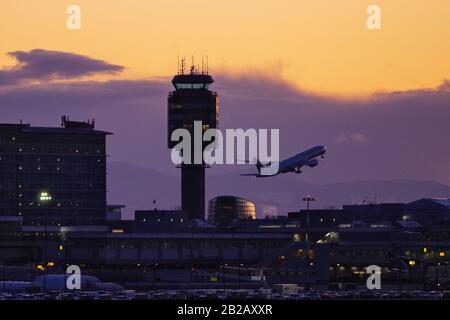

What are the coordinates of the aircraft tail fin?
(256, 160, 262, 174)
(256, 160, 271, 174)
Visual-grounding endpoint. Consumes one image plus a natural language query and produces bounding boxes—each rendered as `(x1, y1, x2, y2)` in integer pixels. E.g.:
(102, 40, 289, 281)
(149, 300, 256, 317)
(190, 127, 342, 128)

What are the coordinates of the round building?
(207, 195, 256, 226)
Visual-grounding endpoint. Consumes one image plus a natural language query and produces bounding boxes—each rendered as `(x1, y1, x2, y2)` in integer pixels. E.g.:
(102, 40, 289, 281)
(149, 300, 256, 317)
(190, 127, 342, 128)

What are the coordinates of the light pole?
(336, 264, 340, 283)
(2, 259, 5, 292)
(302, 195, 315, 290)
(39, 191, 51, 292)
(153, 263, 157, 290)
(135, 263, 140, 290)
(238, 263, 243, 289)
(436, 262, 440, 288)
(222, 263, 228, 292)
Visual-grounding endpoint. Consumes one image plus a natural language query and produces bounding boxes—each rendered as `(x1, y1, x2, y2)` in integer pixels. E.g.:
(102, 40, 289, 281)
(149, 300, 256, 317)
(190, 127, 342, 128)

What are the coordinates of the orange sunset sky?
(1, 0, 450, 97)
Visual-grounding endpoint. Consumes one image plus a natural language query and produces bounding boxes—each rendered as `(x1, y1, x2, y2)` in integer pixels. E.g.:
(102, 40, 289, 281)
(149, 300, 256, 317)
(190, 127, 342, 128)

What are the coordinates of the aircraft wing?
(240, 173, 260, 177)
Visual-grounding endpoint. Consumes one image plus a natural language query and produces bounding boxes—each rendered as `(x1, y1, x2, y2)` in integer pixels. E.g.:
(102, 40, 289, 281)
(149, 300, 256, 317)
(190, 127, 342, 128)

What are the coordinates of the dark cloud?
(214, 75, 450, 186)
(0, 63, 449, 188)
(0, 49, 124, 86)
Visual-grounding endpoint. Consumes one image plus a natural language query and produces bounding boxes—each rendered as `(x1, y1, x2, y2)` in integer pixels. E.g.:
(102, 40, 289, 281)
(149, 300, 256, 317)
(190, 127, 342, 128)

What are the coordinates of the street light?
(302, 195, 315, 290)
(153, 263, 158, 290)
(39, 191, 51, 292)
(2, 259, 5, 292)
(238, 263, 243, 289)
(222, 263, 228, 292)
(302, 196, 315, 211)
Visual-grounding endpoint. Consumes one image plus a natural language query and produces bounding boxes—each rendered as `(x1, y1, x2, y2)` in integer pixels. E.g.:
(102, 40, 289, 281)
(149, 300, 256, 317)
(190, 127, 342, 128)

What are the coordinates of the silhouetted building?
(288, 209, 344, 228)
(108, 210, 190, 233)
(0, 117, 111, 227)
(135, 209, 187, 223)
(406, 198, 450, 227)
(106, 204, 125, 221)
(208, 195, 256, 226)
(343, 203, 405, 222)
(167, 63, 218, 220)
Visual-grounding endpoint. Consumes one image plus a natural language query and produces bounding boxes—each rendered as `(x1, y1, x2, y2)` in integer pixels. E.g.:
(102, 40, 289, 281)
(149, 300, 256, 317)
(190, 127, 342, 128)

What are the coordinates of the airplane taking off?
(240, 145, 327, 177)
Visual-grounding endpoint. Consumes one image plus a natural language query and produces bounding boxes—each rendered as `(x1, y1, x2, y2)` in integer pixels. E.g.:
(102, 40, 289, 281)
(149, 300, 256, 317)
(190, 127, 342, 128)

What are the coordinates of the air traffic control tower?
(167, 61, 219, 220)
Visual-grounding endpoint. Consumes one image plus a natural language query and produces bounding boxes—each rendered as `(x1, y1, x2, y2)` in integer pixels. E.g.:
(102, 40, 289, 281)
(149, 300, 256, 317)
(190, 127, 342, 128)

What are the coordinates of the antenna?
(206, 55, 209, 74)
(202, 56, 204, 74)
(189, 56, 198, 74)
(177, 56, 180, 74)
(180, 57, 186, 75)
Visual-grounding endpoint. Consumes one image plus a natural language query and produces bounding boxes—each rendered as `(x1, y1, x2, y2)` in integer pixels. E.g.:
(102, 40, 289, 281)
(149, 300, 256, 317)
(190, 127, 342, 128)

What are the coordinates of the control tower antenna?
(180, 57, 186, 75)
(206, 55, 209, 74)
(202, 56, 204, 75)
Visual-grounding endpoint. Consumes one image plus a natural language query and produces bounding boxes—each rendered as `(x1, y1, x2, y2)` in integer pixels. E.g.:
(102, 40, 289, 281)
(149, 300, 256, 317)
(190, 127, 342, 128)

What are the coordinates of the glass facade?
(167, 84, 218, 149)
(0, 123, 110, 226)
(208, 195, 256, 226)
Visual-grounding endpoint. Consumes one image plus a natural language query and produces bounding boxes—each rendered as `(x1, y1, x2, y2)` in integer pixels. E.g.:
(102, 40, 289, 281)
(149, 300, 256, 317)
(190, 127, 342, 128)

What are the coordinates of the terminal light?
(439, 251, 445, 257)
(112, 229, 124, 233)
(422, 248, 428, 254)
(36, 264, 44, 271)
(39, 192, 52, 202)
(59, 245, 64, 251)
(409, 260, 416, 267)
(47, 262, 54, 267)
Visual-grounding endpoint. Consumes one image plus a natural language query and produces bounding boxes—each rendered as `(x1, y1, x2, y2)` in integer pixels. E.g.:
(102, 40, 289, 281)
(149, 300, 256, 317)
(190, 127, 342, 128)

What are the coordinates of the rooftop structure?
(0, 117, 111, 227)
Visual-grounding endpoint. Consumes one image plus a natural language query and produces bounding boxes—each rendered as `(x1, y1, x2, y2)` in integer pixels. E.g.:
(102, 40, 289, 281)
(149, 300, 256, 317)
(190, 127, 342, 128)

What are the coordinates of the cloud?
(0, 49, 124, 86)
(334, 133, 368, 144)
(0, 49, 449, 187)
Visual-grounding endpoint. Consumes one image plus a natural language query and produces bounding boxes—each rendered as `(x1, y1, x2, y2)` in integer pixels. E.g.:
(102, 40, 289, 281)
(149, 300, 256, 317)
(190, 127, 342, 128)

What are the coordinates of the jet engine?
(307, 159, 319, 168)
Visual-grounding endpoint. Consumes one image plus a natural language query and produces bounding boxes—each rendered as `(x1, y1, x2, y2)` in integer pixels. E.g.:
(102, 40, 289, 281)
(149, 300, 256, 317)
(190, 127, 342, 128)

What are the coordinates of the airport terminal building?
(1, 112, 449, 289)
(0, 117, 110, 228)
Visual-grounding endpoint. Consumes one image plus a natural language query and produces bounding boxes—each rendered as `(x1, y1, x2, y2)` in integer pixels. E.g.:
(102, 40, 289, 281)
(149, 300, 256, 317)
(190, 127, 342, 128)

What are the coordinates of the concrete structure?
(167, 65, 219, 220)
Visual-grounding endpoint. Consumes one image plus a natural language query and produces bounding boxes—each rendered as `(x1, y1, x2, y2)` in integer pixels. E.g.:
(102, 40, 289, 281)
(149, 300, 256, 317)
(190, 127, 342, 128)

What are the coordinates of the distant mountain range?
(107, 161, 450, 219)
